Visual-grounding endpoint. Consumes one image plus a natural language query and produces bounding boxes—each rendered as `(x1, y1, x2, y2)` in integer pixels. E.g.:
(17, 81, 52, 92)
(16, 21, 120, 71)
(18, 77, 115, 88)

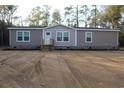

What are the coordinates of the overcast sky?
(13, 4, 67, 26)
(1, 0, 121, 19)
(15, 4, 64, 20)
(13, 5, 103, 26)
(12, 0, 82, 20)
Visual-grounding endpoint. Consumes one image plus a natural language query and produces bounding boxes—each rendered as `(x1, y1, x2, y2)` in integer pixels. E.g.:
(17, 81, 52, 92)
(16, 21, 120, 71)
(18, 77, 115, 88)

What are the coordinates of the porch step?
(41, 45, 54, 51)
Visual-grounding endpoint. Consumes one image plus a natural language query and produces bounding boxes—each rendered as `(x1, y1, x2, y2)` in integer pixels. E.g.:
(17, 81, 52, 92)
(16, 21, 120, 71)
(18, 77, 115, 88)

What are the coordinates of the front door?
(44, 31, 51, 45)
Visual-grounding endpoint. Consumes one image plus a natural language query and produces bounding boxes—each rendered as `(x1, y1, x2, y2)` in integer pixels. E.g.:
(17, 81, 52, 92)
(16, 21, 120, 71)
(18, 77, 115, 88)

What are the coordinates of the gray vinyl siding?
(10, 29, 42, 49)
(8, 25, 119, 49)
(77, 30, 118, 49)
(44, 25, 76, 46)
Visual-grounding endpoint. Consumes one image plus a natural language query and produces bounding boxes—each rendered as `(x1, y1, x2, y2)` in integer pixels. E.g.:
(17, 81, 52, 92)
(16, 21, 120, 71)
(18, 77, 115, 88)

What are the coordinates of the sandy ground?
(0, 50, 124, 88)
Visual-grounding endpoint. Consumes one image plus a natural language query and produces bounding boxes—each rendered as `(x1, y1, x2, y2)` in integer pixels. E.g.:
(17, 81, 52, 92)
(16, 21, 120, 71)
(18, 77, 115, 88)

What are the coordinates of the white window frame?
(56, 31, 70, 42)
(16, 31, 30, 42)
(85, 32, 92, 43)
(56, 31, 63, 42)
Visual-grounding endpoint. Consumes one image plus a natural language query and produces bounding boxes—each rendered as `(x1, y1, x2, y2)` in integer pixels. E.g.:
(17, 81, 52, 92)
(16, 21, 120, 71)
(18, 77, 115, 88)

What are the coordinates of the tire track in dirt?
(86, 58, 124, 87)
(60, 52, 111, 87)
(0, 51, 34, 87)
(0, 52, 18, 65)
(12, 52, 44, 88)
(0, 51, 29, 70)
(0, 51, 42, 87)
(34, 54, 46, 87)
(76, 51, 123, 68)
(35, 54, 45, 74)
(61, 52, 109, 87)
(73, 51, 124, 87)
(39, 52, 65, 88)
(85, 51, 124, 63)
(57, 54, 82, 87)
(77, 51, 124, 72)
(59, 52, 89, 88)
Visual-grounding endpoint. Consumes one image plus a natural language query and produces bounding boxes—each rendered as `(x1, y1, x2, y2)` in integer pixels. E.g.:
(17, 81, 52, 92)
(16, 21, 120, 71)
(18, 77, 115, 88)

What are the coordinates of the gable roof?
(43, 24, 76, 30)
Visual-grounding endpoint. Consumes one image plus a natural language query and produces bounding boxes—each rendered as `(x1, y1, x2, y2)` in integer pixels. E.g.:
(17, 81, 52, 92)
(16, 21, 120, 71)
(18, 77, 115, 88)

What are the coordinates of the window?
(57, 32, 62, 41)
(17, 32, 23, 41)
(56, 32, 69, 42)
(63, 32, 69, 41)
(24, 32, 29, 41)
(17, 31, 30, 42)
(85, 32, 92, 43)
(46, 32, 50, 35)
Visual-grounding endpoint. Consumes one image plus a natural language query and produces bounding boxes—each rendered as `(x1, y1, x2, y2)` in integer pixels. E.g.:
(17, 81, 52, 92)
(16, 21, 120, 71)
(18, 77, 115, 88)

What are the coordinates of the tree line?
(25, 5, 124, 29)
(0, 5, 17, 46)
(0, 5, 124, 46)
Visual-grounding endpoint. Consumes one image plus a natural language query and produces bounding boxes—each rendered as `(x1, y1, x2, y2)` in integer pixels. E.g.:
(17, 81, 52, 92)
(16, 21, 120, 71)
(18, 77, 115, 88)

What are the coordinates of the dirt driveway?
(0, 50, 124, 88)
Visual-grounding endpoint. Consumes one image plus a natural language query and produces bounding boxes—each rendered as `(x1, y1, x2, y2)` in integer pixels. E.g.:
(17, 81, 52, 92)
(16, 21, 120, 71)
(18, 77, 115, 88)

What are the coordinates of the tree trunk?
(111, 20, 115, 29)
(94, 5, 97, 28)
(76, 5, 79, 27)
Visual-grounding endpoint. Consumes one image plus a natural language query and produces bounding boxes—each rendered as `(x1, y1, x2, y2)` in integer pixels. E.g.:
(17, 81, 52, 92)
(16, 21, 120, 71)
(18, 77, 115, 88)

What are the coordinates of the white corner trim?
(75, 30, 77, 46)
(16, 31, 30, 42)
(85, 32, 92, 43)
(56, 31, 70, 42)
(43, 29, 44, 40)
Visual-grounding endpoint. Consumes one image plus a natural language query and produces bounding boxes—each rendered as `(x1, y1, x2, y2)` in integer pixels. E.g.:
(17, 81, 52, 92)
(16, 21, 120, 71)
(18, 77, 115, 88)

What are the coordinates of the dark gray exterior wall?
(77, 30, 118, 49)
(10, 29, 42, 49)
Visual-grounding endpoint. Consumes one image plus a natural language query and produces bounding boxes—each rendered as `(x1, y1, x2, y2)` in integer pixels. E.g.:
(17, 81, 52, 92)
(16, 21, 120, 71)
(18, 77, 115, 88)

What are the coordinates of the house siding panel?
(77, 30, 118, 49)
(10, 29, 42, 49)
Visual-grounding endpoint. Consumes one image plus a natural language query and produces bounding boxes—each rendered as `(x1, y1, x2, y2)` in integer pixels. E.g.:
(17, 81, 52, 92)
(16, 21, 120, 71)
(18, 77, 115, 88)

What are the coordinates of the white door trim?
(44, 31, 51, 45)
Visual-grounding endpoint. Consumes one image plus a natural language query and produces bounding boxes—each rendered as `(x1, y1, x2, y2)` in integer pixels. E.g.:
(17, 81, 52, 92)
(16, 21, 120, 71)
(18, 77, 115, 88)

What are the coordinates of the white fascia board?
(78, 29, 120, 31)
(8, 27, 43, 30)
